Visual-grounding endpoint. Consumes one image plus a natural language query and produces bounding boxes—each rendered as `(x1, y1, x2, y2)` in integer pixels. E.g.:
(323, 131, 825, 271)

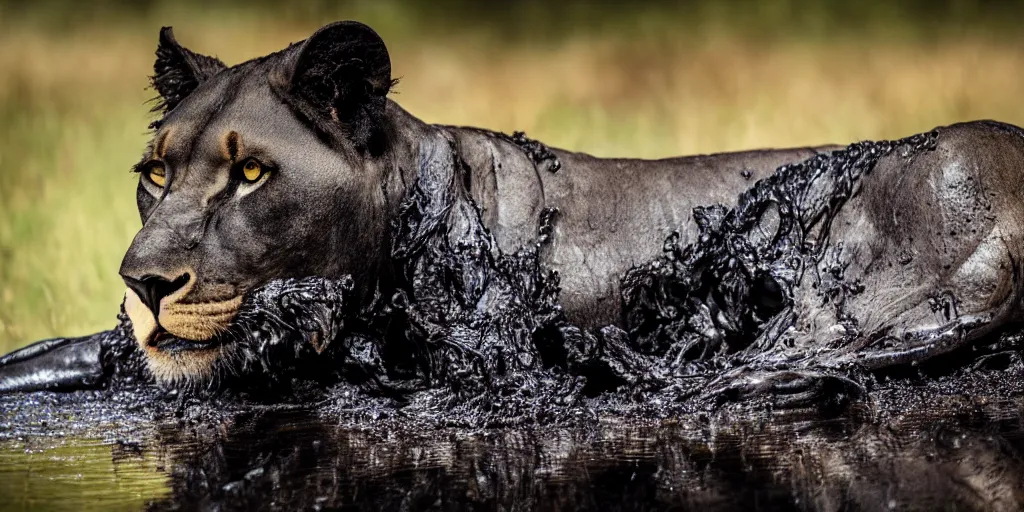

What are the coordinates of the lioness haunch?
(2, 22, 1024, 411)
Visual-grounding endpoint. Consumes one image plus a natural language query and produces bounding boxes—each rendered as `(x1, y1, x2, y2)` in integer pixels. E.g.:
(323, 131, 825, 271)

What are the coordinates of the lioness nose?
(122, 273, 190, 315)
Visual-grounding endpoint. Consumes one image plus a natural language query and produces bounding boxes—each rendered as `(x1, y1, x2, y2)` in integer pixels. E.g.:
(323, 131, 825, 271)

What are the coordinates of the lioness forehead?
(146, 59, 334, 179)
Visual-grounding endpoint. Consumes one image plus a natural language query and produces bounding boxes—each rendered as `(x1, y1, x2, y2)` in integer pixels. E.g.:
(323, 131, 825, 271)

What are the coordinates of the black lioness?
(2, 22, 1023, 398)
(29, 21, 823, 384)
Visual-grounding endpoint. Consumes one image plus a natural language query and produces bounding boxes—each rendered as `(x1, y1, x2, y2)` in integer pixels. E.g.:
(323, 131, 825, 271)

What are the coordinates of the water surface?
(2, 387, 1023, 511)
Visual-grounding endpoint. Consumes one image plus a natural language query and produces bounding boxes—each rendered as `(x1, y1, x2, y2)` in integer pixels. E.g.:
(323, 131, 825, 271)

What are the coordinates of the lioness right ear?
(271, 21, 394, 152)
(152, 27, 226, 116)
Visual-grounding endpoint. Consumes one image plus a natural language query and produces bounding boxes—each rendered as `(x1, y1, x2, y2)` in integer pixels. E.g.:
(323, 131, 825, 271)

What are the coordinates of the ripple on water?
(1, 386, 1024, 510)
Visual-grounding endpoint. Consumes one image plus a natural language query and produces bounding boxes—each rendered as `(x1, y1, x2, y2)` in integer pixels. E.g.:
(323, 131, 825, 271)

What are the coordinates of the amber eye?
(147, 163, 167, 187)
(242, 159, 264, 183)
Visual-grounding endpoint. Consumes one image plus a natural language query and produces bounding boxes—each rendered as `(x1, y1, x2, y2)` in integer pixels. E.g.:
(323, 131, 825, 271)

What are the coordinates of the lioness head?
(119, 21, 406, 383)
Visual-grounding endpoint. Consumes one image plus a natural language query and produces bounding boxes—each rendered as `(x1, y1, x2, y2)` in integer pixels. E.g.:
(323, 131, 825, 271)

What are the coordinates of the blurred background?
(1, 0, 1023, 352)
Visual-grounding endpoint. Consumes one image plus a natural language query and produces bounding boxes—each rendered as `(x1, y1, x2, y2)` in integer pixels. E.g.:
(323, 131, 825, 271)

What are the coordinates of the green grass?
(4, 1, 1024, 352)
(0, 82, 147, 347)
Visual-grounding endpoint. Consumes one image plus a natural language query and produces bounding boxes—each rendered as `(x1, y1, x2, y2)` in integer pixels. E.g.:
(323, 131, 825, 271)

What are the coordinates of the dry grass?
(3, 6, 1024, 352)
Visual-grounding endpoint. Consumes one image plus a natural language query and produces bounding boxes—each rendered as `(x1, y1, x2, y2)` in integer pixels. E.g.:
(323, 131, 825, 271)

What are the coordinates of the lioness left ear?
(152, 27, 227, 115)
(271, 21, 394, 152)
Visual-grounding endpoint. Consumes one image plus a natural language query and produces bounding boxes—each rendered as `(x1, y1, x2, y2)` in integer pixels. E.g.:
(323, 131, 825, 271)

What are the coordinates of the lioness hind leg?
(706, 368, 864, 412)
(707, 313, 996, 411)
(829, 233, 1023, 373)
(836, 313, 993, 370)
(827, 206, 1024, 373)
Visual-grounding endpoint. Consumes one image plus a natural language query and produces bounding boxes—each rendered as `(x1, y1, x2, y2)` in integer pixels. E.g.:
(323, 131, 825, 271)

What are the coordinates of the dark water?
(2, 383, 1024, 511)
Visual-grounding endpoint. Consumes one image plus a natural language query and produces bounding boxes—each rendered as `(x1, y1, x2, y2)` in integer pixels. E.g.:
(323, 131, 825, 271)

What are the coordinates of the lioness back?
(445, 125, 832, 325)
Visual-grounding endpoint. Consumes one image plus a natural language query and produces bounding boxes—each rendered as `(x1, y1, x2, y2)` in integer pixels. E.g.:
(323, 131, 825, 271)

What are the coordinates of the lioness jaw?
(124, 287, 240, 382)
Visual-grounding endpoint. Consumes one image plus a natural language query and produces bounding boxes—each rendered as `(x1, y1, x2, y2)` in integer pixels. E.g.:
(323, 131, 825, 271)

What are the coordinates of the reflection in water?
(0, 438, 169, 511)
(3, 393, 1024, 511)
(148, 412, 1024, 511)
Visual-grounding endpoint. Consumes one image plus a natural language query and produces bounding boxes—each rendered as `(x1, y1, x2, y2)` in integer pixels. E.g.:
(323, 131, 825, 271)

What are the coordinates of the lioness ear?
(271, 21, 394, 152)
(152, 27, 226, 115)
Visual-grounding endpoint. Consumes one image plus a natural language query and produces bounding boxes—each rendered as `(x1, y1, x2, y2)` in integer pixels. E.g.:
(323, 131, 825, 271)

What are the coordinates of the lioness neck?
(383, 103, 547, 252)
